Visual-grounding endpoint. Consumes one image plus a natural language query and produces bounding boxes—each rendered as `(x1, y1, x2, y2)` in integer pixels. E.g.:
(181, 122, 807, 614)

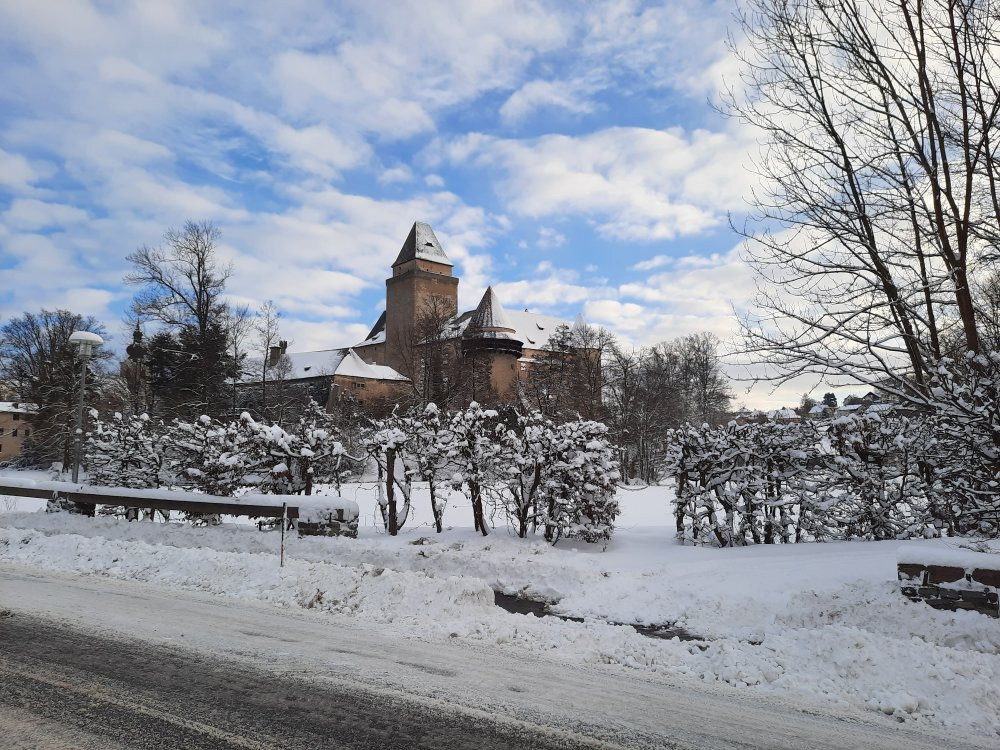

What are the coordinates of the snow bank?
(0, 526, 492, 625)
(897, 544, 1000, 570)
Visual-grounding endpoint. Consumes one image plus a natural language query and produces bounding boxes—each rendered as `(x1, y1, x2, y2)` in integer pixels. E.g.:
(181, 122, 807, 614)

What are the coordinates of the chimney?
(268, 340, 289, 367)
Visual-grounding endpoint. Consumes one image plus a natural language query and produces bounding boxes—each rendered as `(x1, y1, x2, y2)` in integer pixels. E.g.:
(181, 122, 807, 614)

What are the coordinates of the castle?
(267, 222, 580, 412)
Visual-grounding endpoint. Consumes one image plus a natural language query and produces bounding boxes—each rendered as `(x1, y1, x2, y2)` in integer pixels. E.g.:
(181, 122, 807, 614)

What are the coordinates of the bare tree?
(521, 322, 614, 421)
(224, 304, 252, 419)
(126, 221, 234, 416)
(254, 300, 282, 420)
(729, 0, 1000, 400)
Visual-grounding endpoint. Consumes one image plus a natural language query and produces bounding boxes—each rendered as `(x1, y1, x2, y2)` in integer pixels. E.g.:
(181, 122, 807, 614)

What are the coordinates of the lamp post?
(68, 330, 103, 483)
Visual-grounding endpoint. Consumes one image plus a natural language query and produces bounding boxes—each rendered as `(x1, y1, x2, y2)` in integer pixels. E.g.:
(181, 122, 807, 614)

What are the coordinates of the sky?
(0, 0, 826, 409)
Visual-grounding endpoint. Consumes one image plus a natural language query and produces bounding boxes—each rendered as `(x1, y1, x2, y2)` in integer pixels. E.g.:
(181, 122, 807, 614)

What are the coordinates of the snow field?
(2, 481, 999, 737)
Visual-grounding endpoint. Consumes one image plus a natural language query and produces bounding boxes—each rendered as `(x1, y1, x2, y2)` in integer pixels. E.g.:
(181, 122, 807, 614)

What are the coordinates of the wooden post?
(280, 502, 287, 568)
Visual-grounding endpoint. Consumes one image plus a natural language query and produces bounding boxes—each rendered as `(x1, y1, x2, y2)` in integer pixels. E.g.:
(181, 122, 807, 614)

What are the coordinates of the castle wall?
(330, 374, 411, 414)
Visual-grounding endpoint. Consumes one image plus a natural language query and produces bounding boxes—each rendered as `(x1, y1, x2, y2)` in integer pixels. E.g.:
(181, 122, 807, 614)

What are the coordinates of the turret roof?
(392, 221, 452, 267)
(467, 286, 515, 333)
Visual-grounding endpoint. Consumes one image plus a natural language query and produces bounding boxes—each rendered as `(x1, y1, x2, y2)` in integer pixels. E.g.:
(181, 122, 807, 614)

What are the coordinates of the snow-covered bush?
(823, 412, 931, 540)
(920, 353, 1000, 536)
(167, 413, 264, 497)
(493, 410, 555, 538)
(666, 414, 938, 545)
(361, 404, 623, 545)
(250, 400, 355, 497)
(540, 419, 620, 545)
(86, 411, 167, 490)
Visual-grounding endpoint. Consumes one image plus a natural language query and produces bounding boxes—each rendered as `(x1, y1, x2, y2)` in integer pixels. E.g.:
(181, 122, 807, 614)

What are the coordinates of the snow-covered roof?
(392, 221, 452, 268)
(808, 405, 827, 414)
(863, 402, 896, 413)
(359, 311, 386, 345)
(353, 304, 573, 352)
(767, 408, 799, 419)
(282, 349, 348, 380)
(0, 401, 37, 414)
(256, 348, 408, 384)
(335, 349, 409, 381)
(467, 287, 516, 333)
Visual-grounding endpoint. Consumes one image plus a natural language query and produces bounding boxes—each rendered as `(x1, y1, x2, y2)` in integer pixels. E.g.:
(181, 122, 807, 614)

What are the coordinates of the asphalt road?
(1, 566, 995, 750)
(0, 613, 616, 750)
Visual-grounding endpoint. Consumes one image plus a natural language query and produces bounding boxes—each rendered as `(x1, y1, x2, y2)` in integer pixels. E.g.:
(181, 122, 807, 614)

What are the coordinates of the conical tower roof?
(467, 286, 516, 334)
(392, 221, 452, 268)
(461, 287, 523, 357)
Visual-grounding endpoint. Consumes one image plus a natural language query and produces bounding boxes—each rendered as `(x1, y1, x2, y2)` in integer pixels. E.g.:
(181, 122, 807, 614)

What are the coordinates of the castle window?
(12, 413, 19, 421)
(11, 429, 17, 437)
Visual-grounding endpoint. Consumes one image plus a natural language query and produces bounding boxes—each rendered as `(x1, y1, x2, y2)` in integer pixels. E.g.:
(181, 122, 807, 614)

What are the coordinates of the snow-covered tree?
(86, 410, 166, 490)
(446, 402, 500, 536)
(364, 414, 414, 535)
(493, 411, 555, 538)
(824, 412, 931, 540)
(399, 403, 455, 533)
(541, 419, 620, 545)
(920, 354, 1000, 536)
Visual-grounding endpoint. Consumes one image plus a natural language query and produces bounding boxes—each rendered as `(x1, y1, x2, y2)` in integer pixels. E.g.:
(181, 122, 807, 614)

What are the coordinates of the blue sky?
(0, 1, 811, 407)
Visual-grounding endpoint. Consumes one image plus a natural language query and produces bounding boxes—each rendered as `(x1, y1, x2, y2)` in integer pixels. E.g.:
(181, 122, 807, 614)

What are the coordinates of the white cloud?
(0, 148, 55, 195)
(432, 124, 757, 240)
(378, 166, 414, 185)
(500, 80, 595, 124)
(2, 199, 88, 230)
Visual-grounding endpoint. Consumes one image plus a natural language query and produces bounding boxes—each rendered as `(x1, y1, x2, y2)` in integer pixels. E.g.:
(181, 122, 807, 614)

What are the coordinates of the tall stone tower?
(462, 286, 524, 401)
(384, 222, 459, 374)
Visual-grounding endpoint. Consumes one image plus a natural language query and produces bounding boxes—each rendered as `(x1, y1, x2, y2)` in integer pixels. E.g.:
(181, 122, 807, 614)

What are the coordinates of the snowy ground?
(2, 475, 999, 738)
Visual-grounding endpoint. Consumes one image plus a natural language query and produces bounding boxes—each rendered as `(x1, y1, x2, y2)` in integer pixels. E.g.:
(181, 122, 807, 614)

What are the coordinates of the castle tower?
(384, 222, 459, 374)
(462, 286, 524, 400)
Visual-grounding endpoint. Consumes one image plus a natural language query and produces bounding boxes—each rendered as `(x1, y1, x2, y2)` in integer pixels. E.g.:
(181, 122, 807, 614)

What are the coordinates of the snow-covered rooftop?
(256, 348, 408, 384)
(392, 221, 452, 268)
(282, 349, 348, 380)
(466, 287, 516, 334)
(353, 304, 573, 352)
(336, 349, 409, 381)
(0, 401, 37, 414)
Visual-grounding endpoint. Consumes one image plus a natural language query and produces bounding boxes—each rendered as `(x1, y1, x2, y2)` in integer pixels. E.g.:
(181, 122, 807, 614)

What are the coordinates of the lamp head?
(69, 330, 104, 358)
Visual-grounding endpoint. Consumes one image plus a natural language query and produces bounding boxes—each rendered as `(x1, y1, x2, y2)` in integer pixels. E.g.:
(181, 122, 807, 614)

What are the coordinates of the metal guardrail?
(0, 482, 300, 519)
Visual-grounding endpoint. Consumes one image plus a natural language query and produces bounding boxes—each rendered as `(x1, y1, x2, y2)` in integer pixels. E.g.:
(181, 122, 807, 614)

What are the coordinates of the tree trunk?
(386, 447, 398, 536)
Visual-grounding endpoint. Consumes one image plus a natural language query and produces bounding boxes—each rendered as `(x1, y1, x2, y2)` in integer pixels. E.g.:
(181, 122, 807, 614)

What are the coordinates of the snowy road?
(0, 565, 992, 750)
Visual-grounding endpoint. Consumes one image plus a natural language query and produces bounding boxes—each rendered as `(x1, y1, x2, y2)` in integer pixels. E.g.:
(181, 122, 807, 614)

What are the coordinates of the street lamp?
(68, 330, 103, 483)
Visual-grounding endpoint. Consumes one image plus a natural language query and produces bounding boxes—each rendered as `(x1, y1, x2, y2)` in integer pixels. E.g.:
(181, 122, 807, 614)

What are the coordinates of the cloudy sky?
(0, 0, 810, 408)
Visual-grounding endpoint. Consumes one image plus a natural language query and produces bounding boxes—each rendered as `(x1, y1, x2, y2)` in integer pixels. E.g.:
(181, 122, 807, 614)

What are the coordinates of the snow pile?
(298, 496, 360, 523)
(0, 525, 492, 625)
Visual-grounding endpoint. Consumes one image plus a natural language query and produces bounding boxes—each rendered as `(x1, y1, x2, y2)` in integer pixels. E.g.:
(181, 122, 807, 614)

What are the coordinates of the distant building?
(0, 402, 36, 459)
(257, 222, 581, 411)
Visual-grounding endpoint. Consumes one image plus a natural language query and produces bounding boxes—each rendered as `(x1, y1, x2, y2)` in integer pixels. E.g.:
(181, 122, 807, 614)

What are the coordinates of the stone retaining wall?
(898, 561, 999, 617)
